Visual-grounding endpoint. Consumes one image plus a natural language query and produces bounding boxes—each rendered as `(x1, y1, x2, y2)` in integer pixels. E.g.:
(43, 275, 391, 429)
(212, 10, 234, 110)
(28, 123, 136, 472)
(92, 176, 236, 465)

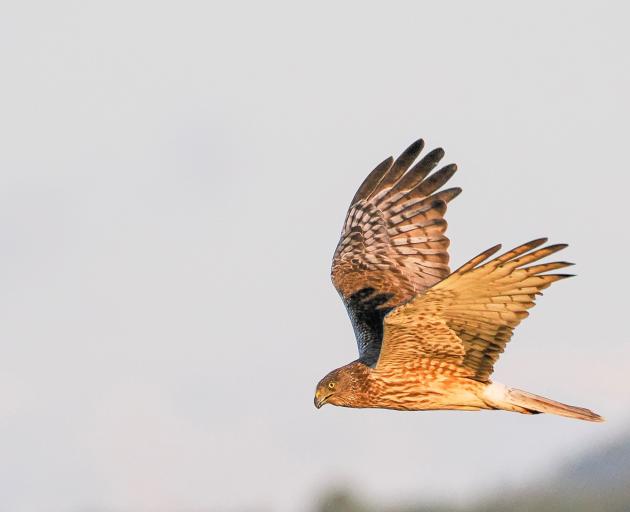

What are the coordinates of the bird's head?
(314, 363, 368, 409)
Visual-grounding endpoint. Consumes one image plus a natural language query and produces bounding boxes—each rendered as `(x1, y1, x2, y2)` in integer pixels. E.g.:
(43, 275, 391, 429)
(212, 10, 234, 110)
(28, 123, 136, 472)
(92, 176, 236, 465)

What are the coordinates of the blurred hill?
(316, 428, 630, 512)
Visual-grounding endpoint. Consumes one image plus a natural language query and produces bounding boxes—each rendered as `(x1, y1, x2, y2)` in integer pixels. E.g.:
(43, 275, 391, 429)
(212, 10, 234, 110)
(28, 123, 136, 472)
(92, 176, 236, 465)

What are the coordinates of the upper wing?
(377, 239, 573, 381)
(331, 139, 461, 365)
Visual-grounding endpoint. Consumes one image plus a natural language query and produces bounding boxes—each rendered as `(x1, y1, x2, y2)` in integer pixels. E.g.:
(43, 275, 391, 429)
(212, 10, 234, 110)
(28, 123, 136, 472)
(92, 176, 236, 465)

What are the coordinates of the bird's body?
(314, 139, 603, 422)
(325, 360, 487, 412)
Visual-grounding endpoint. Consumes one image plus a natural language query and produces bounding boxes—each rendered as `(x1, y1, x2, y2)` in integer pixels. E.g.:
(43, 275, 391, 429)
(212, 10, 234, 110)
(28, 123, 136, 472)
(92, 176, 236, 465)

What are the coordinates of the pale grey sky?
(1, 2, 629, 511)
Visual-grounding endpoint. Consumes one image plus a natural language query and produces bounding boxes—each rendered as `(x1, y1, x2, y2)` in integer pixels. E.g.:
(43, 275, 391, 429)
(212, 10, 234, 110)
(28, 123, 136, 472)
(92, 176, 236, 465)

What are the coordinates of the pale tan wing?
(331, 140, 461, 365)
(332, 139, 460, 307)
(376, 304, 468, 373)
(377, 239, 573, 380)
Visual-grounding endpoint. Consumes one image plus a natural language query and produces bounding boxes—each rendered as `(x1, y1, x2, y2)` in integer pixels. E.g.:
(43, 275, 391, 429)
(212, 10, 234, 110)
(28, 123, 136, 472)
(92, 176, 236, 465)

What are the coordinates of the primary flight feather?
(314, 139, 602, 422)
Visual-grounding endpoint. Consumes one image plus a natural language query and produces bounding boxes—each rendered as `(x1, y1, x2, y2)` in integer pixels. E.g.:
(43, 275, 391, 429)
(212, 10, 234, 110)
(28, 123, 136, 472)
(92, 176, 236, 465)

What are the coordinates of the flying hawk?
(314, 139, 602, 422)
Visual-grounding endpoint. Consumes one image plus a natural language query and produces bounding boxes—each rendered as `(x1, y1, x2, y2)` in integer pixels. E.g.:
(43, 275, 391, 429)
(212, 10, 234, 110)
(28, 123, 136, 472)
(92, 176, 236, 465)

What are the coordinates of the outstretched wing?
(331, 139, 461, 365)
(377, 239, 573, 381)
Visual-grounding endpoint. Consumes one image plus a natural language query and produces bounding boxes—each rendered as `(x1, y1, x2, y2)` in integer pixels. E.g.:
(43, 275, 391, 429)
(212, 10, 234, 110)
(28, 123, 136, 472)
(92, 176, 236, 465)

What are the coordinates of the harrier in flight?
(314, 139, 602, 422)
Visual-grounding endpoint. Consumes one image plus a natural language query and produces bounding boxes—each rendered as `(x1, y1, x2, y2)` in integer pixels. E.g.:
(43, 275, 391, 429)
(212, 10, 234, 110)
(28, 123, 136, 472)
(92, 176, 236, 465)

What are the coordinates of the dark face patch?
(344, 287, 394, 367)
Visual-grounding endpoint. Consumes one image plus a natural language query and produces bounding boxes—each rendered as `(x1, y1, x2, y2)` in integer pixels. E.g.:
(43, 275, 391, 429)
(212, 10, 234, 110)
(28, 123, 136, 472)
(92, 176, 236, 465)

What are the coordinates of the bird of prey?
(314, 139, 602, 422)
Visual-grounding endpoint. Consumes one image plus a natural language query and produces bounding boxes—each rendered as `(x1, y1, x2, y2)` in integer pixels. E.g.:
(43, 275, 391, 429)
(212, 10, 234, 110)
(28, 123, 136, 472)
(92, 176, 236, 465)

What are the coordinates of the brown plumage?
(314, 139, 603, 422)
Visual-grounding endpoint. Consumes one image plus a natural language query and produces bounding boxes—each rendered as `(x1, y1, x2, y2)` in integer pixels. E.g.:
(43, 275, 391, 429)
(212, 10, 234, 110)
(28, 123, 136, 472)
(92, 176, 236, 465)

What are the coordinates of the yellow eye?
(328, 382, 335, 390)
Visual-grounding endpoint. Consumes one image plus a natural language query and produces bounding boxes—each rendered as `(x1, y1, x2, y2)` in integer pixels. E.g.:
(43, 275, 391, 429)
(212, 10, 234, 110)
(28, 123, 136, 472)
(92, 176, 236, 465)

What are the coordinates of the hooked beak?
(314, 390, 332, 409)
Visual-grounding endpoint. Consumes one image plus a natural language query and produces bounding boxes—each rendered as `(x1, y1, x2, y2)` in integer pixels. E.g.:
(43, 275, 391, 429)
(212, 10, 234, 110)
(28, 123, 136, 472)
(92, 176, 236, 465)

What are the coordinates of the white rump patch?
(483, 382, 508, 406)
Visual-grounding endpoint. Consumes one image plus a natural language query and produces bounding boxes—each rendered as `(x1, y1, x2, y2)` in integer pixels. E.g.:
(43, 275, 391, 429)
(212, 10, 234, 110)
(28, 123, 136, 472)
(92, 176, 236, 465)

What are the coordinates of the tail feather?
(484, 383, 604, 422)
(507, 387, 604, 422)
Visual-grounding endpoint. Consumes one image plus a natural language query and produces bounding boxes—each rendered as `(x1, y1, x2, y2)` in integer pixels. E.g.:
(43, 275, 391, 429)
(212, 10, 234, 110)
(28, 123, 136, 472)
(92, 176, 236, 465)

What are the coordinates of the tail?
(483, 383, 604, 422)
